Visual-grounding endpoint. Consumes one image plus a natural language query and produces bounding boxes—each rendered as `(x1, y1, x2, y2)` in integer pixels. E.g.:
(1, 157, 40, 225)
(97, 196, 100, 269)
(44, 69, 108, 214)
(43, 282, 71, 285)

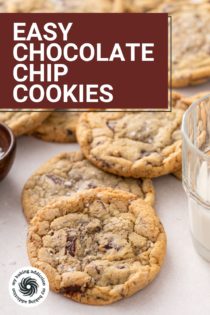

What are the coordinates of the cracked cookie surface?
(0, 110, 51, 136)
(22, 151, 155, 222)
(77, 105, 184, 178)
(28, 188, 166, 305)
(4, 0, 121, 13)
(0, 0, 6, 11)
(118, 0, 164, 12)
(154, 2, 210, 87)
(178, 91, 210, 109)
(3, 0, 57, 12)
(32, 111, 80, 143)
(83, 0, 123, 12)
(4, 0, 85, 12)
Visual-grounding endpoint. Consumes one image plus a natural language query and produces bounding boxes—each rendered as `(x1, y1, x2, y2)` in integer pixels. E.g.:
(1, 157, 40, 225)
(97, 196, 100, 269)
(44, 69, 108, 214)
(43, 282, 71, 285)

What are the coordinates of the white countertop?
(1, 80, 210, 315)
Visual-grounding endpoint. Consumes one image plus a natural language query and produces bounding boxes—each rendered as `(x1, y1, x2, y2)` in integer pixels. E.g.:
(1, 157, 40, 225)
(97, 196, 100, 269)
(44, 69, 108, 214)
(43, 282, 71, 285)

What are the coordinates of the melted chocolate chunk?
(104, 241, 121, 251)
(94, 226, 101, 233)
(97, 158, 113, 169)
(66, 236, 77, 257)
(141, 150, 151, 157)
(95, 266, 101, 274)
(60, 285, 81, 294)
(46, 174, 64, 185)
(107, 120, 117, 131)
(87, 183, 97, 189)
(96, 200, 106, 210)
(137, 179, 143, 186)
(67, 129, 73, 136)
(104, 242, 113, 250)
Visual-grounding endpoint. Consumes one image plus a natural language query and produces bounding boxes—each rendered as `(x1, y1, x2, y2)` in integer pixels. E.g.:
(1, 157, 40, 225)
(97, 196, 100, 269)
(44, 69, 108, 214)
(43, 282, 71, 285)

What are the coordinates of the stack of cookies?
(23, 148, 165, 305)
(1, 91, 209, 183)
(19, 91, 194, 304)
(0, 110, 80, 142)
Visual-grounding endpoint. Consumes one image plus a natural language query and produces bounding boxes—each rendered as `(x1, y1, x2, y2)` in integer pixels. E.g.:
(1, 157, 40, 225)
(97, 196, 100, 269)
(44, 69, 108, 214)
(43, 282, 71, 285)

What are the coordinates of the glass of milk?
(182, 94, 210, 262)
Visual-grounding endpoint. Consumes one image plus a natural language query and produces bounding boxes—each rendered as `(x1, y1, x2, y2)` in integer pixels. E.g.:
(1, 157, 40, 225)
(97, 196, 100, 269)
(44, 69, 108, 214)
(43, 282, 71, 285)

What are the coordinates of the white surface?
(1, 82, 210, 314)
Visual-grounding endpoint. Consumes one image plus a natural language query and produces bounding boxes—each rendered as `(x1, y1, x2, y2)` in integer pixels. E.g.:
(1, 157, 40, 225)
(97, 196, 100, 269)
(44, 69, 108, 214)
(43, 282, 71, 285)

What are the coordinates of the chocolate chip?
(104, 240, 121, 251)
(66, 236, 77, 257)
(137, 179, 143, 186)
(87, 183, 97, 189)
(95, 266, 101, 274)
(46, 174, 64, 185)
(97, 158, 113, 169)
(67, 129, 73, 136)
(141, 150, 151, 157)
(106, 121, 116, 131)
(104, 242, 113, 250)
(117, 266, 125, 269)
(95, 141, 103, 146)
(60, 285, 81, 294)
(96, 200, 106, 210)
(115, 245, 121, 251)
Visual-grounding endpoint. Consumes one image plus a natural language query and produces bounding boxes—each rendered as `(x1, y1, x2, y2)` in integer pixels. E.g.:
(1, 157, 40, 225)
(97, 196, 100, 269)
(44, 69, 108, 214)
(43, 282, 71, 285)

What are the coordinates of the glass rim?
(182, 93, 210, 162)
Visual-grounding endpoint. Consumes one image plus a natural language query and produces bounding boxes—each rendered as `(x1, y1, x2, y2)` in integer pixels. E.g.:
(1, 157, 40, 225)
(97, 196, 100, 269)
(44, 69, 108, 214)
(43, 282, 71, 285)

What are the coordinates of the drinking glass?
(182, 94, 210, 262)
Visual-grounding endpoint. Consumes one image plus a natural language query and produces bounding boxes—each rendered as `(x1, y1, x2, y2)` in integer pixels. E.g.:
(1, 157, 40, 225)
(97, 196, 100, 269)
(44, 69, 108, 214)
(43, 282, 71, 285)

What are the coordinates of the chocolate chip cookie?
(83, 0, 123, 12)
(0, 0, 6, 11)
(32, 111, 80, 143)
(77, 104, 184, 178)
(178, 91, 210, 109)
(119, 0, 164, 12)
(172, 168, 182, 180)
(5, 0, 85, 12)
(27, 188, 166, 305)
(5, 0, 54, 12)
(154, 2, 210, 87)
(0, 110, 51, 137)
(22, 151, 155, 222)
(6, 0, 118, 13)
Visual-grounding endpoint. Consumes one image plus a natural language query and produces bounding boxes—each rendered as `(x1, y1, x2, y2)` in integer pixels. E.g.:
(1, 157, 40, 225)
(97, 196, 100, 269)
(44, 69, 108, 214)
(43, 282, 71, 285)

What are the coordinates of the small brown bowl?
(0, 123, 16, 181)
